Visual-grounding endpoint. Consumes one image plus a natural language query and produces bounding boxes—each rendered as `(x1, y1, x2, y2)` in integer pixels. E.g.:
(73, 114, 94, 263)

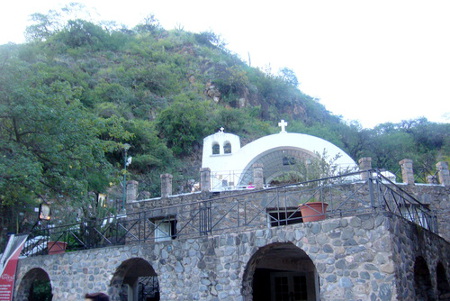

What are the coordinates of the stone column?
(436, 161, 450, 186)
(160, 173, 173, 198)
(200, 168, 211, 192)
(126, 180, 139, 202)
(399, 159, 415, 185)
(358, 157, 372, 181)
(252, 163, 264, 189)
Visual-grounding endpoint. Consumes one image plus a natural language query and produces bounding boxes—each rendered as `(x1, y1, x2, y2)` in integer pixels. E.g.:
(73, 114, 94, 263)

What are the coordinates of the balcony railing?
(21, 169, 438, 256)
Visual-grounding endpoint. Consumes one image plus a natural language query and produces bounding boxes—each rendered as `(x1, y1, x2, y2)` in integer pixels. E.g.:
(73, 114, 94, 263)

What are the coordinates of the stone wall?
(127, 183, 450, 243)
(14, 179, 450, 301)
(389, 211, 450, 300)
(15, 213, 450, 301)
(398, 184, 450, 242)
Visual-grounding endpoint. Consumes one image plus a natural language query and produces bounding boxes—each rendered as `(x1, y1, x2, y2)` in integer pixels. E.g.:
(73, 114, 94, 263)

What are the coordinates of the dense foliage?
(0, 8, 448, 242)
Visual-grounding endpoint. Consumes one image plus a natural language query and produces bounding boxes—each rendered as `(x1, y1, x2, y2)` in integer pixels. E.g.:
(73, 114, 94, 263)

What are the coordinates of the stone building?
(12, 122, 450, 300)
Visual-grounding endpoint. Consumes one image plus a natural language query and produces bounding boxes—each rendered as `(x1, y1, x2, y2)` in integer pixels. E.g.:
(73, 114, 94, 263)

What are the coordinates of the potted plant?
(47, 240, 67, 255)
(299, 200, 328, 222)
(47, 230, 68, 255)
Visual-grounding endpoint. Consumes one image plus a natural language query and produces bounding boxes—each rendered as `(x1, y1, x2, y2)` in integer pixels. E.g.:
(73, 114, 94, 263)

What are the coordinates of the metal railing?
(209, 169, 245, 191)
(21, 169, 438, 256)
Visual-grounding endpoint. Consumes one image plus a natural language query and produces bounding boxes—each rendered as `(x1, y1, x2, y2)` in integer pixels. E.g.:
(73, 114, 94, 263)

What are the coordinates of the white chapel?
(202, 120, 358, 191)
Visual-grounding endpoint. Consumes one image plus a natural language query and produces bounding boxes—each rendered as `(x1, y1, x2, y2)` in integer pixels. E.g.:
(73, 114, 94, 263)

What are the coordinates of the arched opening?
(414, 256, 435, 300)
(437, 262, 450, 300)
(16, 268, 52, 301)
(212, 143, 220, 155)
(223, 142, 232, 154)
(242, 242, 318, 301)
(238, 147, 320, 187)
(110, 258, 159, 301)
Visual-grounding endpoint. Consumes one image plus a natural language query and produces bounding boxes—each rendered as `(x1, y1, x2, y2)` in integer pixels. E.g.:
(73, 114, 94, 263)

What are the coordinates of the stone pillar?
(436, 161, 450, 186)
(252, 163, 264, 189)
(399, 159, 415, 185)
(160, 173, 173, 198)
(126, 180, 139, 202)
(358, 157, 372, 181)
(200, 168, 211, 192)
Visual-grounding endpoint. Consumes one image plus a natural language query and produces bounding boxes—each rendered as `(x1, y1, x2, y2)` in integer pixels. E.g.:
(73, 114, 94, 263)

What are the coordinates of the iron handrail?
(21, 169, 438, 256)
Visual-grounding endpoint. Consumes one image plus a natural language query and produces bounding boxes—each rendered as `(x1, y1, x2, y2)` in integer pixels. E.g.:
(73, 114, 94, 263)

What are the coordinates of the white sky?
(1, 0, 449, 128)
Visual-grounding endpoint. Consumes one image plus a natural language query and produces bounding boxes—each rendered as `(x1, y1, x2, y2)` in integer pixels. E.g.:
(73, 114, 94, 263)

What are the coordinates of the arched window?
(414, 256, 435, 300)
(223, 142, 232, 154)
(212, 143, 220, 155)
(437, 262, 450, 299)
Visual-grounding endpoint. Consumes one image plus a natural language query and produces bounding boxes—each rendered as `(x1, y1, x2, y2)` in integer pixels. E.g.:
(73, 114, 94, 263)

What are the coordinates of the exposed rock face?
(204, 81, 221, 103)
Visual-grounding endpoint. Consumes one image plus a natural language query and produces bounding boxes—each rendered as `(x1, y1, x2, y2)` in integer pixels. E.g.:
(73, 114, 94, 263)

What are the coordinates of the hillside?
(0, 11, 449, 240)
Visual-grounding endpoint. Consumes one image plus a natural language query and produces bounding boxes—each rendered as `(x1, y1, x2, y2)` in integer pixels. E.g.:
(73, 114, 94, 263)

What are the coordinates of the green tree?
(0, 50, 118, 237)
(156, 97, 214, 156)
(279, 67, 299, 87)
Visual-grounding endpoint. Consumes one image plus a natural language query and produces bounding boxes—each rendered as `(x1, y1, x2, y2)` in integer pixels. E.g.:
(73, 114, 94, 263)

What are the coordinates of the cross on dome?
(278, 120, 288, 133)
(219, 127, 225, 133)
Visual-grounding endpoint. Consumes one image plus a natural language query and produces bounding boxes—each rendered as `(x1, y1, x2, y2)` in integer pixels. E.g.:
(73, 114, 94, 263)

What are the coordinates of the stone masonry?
(13, 166, 450, 300)
(16, 213, 449, 301)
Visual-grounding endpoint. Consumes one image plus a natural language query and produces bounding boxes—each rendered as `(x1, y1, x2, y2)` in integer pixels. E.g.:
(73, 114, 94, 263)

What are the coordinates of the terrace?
(21, 169, 438, 256)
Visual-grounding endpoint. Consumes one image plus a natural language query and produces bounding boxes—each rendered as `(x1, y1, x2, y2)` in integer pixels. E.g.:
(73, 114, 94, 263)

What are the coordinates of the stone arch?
(414, 256, 436, 300)
(15, 268, 52, 301)
(109, 257, 159, 301)
(242, 242, 318, 301)
(437, 261, 450, 300)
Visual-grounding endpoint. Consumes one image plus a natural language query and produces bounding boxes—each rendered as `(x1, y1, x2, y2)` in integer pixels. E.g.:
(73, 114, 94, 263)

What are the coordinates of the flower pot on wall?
(47, 241, 67, 255)
(299, 202, 328, 222)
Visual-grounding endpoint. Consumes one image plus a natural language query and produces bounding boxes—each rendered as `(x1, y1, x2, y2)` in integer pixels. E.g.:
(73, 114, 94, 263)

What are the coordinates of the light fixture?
(39, 203, 51, 221)
(122, 143, 132, 212)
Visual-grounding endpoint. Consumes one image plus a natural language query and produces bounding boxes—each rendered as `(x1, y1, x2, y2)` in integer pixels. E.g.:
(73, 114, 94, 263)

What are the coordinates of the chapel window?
(212, 143, 220, 155)
(150, 216, 177, 242)
(223, 142, 232, 154)
(283, 156, 296, 165)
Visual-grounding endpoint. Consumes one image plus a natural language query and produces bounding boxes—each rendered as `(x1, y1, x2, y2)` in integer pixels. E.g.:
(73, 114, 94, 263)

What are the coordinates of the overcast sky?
(1, 0, 449, 128)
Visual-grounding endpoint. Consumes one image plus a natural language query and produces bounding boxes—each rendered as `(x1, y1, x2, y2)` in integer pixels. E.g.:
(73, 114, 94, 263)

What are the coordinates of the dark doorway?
(28, 279, 52, 301)
(111, 258, 160, 301)
(414, 256, 435, 300)
(437, 262, 450, 300)
(16, 268, 52, 301)
(244, 243, 318, 301)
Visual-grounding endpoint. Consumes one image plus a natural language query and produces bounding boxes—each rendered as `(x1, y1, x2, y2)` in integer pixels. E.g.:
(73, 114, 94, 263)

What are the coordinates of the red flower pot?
(299, 202, 328, 222)
(47, 241, 67, 255)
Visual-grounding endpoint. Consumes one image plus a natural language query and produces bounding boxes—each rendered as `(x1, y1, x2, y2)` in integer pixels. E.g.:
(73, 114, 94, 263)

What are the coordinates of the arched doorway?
(414, 256, 435, 300)
(242, 242, 318, 301)
(437, 262, 450, 300)
(110, 258, 159, 301)
(15, 268, 52, 301)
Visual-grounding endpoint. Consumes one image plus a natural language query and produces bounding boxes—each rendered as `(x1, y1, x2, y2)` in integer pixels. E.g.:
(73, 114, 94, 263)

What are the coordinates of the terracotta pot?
(299, 202, 328, 222)
(47, 241, 67, 255)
